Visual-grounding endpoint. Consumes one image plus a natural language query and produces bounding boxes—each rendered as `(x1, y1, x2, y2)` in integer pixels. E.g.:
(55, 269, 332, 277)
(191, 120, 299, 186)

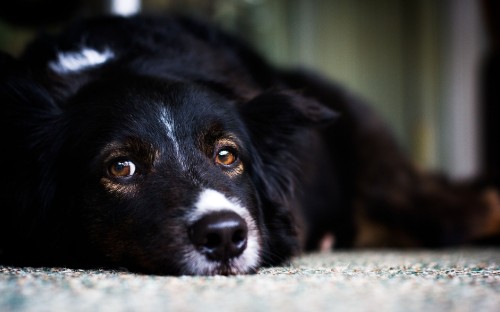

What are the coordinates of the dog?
(1, 15, 499, 276)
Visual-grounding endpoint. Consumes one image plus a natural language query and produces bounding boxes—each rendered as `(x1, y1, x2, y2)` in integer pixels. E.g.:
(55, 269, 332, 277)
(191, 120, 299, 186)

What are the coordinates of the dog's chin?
(181, 255, 258, 276)
(185, 259, 258, 276)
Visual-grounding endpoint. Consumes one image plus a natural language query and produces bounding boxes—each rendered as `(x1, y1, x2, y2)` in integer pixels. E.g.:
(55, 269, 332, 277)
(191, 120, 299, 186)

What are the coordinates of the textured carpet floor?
(1, 249, 499, 312)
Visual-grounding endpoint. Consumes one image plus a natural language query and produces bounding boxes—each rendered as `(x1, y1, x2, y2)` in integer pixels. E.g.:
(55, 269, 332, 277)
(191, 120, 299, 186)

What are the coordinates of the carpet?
(1, 249, 499, 312)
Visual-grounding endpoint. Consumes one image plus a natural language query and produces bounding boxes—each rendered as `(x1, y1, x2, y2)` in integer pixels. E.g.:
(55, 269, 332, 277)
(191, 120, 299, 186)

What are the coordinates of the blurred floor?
(1, 248, 499, 312)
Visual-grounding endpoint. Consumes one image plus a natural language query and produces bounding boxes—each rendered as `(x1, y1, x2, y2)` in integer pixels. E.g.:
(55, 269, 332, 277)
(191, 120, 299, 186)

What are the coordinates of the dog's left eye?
(109, 160, 136, 177)
(215, 149, 237, 166)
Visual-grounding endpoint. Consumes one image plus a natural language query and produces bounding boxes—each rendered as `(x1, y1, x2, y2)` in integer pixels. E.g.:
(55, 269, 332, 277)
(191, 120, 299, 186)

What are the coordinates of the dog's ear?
(0, 52, 62, 150)
(241, 90, 338, 130)
(0, 52, 62, 212)
(239, 90, 337, 263)
(1, 51, 62, 119)
(239, 90, 338, 202)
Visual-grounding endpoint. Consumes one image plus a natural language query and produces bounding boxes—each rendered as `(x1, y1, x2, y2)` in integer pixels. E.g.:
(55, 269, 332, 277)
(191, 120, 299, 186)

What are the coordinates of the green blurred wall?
(240, 0, 444, 170)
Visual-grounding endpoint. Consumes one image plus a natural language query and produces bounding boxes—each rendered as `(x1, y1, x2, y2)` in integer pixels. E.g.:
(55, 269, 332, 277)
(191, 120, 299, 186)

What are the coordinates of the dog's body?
(1, 16, 499, 275)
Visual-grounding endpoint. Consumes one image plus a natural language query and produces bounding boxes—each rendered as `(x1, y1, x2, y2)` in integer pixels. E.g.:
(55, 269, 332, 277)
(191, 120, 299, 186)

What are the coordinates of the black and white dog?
(1, 15, 499, 275)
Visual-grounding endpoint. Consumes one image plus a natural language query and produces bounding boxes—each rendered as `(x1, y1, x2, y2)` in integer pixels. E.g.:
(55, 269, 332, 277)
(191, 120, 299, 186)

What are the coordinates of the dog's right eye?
(215, 149, 237, 166)
(109, 160, 136, 177)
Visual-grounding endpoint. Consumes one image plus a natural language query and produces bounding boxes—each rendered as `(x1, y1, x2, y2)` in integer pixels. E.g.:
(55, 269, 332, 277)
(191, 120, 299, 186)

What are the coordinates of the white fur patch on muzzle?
(182, 189, 261, 275)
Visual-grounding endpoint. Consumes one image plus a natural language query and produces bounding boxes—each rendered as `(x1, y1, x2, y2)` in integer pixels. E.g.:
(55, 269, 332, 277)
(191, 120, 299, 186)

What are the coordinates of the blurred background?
(0, 0, 498, 184)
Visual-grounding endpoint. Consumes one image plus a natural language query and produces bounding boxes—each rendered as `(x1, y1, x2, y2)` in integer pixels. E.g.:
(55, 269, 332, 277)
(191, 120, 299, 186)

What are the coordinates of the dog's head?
(0, 16, 336, 275)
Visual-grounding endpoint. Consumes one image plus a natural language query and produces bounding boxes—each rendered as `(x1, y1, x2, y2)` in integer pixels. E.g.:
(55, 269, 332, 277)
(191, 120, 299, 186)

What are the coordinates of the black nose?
(189, 211, 248, 261)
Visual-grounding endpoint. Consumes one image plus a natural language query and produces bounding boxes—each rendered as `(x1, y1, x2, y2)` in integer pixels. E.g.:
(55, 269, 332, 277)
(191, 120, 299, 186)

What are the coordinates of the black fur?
(0, 15, 498, 275)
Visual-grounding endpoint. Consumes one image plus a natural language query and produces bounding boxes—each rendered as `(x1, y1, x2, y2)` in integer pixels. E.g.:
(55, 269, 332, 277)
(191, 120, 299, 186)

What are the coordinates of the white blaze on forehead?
(49, 48, 115, 73)
(159, 107, 187, 171)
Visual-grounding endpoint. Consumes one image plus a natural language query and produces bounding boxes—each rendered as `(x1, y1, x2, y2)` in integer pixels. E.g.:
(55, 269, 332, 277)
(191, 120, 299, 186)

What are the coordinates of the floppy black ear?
(1, 52, 61, 119)
(239, 90, 337, 264)
(241, 90, 338, 130)
(239, 90, 338, 202)
(0, 51, 62, 214)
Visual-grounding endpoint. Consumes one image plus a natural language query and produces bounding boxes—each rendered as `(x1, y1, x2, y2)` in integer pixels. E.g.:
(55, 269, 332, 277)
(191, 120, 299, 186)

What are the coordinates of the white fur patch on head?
(49, 48, 115, 73)
(182, 189, 261, 275)
(110, 0, 141, 16)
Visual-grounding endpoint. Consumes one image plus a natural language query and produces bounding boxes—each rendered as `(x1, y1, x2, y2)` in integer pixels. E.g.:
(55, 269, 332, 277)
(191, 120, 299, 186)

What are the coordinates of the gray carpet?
(1, 249, 499, 312)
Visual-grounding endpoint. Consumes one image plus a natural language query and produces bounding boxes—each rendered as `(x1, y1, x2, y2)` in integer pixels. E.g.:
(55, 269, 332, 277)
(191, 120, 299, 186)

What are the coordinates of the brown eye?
(215, 149, 237, 166)
(109, 160, 136, 177)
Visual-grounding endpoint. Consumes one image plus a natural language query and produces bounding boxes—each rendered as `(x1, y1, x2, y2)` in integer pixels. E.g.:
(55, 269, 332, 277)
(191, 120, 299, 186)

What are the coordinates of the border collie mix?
(1, 16, 499, 275)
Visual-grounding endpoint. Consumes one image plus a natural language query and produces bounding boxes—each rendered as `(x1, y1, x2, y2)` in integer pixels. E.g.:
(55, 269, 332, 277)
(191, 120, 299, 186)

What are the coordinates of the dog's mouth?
(181, 252, 260, 276)
(179, 247, 260, 276)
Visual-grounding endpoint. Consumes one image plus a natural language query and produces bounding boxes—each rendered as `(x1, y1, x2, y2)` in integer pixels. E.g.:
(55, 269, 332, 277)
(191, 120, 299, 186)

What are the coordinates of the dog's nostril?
(190, 211, 248, 261)
(232, 229, 246, 245)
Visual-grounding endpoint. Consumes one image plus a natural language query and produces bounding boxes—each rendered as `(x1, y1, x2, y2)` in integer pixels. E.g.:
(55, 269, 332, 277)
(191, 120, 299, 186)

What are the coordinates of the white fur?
(110, 0, 141, 16)
(188, 189, 249, 223)
(49, 48, 114, 73)
(182, 189, 261, 275)
(159, 108, 187, 171)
